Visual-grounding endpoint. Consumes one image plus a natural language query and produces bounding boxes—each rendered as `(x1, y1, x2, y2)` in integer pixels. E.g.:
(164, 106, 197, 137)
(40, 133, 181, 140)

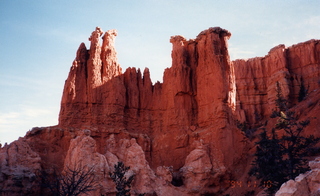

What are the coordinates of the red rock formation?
(101, 29, 122, 82)
(63, 130, 112, 195)
(57, 27, 320, 194)
(1, 27, 320, 195)
(59, 27, 244, 174)
(180, 140, 213, 192)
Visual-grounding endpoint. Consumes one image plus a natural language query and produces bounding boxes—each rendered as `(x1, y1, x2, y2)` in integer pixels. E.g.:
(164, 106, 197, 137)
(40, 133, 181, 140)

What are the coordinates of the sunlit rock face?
(1, 27, 320, 195)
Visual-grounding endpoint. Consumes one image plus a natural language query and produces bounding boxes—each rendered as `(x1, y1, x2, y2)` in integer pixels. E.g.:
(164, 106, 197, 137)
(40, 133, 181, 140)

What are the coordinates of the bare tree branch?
(39, 163, 98, 196)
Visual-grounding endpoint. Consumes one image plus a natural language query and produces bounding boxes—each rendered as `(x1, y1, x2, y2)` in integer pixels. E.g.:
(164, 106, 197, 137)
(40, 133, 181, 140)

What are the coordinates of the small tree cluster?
(250, 82, 320, 195)
(109, 162, 134, 196)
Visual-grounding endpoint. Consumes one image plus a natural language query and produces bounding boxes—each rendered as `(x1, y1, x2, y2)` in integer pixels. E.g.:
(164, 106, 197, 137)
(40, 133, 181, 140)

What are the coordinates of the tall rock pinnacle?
(101, 29, 122, 82)
(87, 27, 104, 91)
(60, 27, 123, 123)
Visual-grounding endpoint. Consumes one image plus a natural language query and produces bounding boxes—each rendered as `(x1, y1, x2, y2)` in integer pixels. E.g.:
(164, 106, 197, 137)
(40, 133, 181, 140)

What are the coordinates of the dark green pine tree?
(109, 162, 135, 196)
(250, 128, 286, 195)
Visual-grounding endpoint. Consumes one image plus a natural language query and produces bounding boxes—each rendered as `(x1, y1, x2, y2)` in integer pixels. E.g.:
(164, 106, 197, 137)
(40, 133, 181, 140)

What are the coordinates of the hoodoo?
(1, 27, 320, 196)
(59, 27, 243, 172)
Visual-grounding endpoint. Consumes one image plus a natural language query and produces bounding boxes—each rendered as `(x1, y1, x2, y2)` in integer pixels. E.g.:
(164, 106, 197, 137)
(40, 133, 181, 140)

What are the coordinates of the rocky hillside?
(1, 27, 319, 196)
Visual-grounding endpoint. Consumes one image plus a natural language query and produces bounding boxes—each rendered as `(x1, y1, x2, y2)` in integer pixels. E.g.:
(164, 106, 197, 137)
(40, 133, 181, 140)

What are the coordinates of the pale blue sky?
(1, 0, 319, 144)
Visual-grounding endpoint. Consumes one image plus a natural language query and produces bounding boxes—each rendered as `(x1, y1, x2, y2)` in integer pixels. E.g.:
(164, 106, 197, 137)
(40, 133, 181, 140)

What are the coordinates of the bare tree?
(40, 164, 98, 196)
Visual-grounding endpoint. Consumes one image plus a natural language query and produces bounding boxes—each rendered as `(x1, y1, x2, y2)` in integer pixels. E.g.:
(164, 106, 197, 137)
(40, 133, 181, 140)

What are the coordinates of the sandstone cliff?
(1, 27, 320, 196)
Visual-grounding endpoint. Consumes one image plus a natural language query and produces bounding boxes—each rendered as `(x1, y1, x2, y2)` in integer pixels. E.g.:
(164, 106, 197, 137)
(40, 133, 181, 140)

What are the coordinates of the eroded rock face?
(117, 138, 156, 195)
(63, 130, 191, 196)
(180, 140, 213, 192)
(63, 130, 112, 195)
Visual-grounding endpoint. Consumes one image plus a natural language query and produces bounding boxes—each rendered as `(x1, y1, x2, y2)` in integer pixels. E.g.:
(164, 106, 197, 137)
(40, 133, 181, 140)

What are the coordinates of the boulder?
(276, 157, 320, 196)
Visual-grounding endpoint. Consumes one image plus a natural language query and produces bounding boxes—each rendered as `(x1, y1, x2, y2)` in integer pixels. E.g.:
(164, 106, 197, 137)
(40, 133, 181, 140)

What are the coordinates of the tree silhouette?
(250, 128, 285, 194)
(39, 164, 98, 196)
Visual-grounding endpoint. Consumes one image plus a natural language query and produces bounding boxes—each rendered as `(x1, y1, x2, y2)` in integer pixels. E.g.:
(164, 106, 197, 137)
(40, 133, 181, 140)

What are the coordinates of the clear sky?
(0, 0, 319, 144)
